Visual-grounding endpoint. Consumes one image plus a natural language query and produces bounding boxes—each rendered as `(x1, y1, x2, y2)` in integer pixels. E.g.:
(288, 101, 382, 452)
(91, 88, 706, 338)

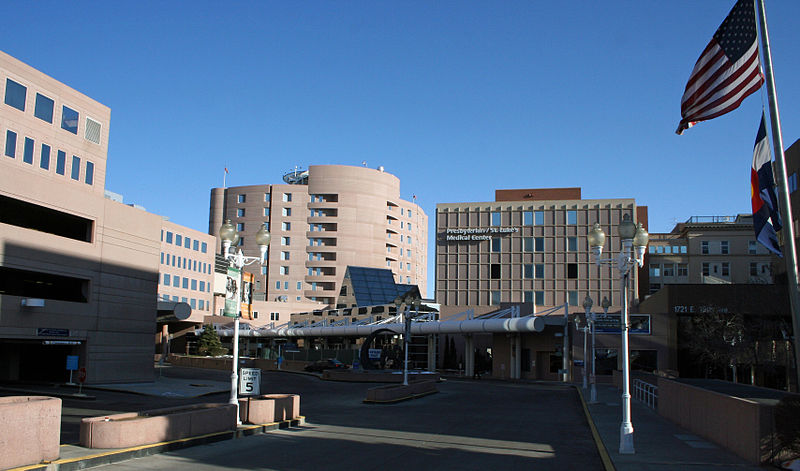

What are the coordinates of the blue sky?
(3, 1, 799, 294)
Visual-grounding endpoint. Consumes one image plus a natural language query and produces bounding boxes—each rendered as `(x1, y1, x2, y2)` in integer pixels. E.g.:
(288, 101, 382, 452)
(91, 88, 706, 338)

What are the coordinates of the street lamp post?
(218, 219, 271, 421)
(587, 214, 649, 455)
(578, 295, 593, 390)
(395, 296, 422, 386)
(590, 296, 611, 404)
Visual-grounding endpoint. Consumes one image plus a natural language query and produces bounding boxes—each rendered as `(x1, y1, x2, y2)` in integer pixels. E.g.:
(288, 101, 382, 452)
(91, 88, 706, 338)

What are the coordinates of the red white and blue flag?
(676, 0, 763, 134)
(751, 113, 782, 256)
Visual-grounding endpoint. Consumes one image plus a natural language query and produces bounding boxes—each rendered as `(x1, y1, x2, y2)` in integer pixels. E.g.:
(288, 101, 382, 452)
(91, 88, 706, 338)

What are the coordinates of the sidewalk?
(578, 383, 766, 471)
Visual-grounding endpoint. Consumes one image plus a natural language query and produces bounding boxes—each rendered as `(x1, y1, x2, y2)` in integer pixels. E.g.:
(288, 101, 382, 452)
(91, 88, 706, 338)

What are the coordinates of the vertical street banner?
(224, 266, 241, 318)
(240, 271, 254, 318)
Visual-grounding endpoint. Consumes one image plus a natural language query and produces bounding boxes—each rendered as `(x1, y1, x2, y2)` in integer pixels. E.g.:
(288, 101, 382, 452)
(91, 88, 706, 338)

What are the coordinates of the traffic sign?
(239, 368, 261, 396)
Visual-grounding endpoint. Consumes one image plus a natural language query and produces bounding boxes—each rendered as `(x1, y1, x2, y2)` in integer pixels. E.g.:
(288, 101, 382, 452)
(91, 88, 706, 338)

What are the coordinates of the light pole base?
(619, 422, 635, 454)
(589, 384, 598, 404)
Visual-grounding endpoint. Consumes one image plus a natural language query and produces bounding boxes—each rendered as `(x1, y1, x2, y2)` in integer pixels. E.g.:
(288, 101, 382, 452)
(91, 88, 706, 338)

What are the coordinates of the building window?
(56, 150, 66, 175)
(490, 264, 501, 279)
(280, 266, 289, 275)
(534, 211, 544, 225)
(282, 208, 291, 217)
(649, 264, 661, 277)
(85, 161, 94, 185)
(166, 231, 173, 243)
(34, 93, 54, 123)
(649, 283, 661, 294)
(790, 173, 798, 193)
(265, 193, 271, 202)
(163, 274, 170, 285)
(40, 143, 50, 170)
(282, 222, 291, 231)
(176, 234, 183, 246)
(261, 266, 268, 275)
(567, 236, 577, 252)
(491, 212, 501, 226)
(191, 279, 197, 290)
(281, 236, 290, 245)
(173, 275, 180, 287)
(750, 262, 758, 276)
(524, 237, 533, 252)
(677, 264, 688, 277)
(524, 264, 534, 279)
(281, 251, 290, 260)
(238, 194, 246, 203)
(567, 263, 578, 279)
(566, 210, 577, 225)
(721, 241, 729, 255)
(535, 264, 544, 278)
(721, 262, 730, 277)
(535, 291, 545, 306)
(283, 193, 292, 202)
(535, 237, 545, 252)
(4, 130, 16, 158)
(701, 241, 709, 254)
(61, 105, 79, 134)
(264, 207, 270, 217)
(491, 238, 501, 252)
(70, 155, 80, 180)
(201, 242, 207, 253)
(237, 208, 245, 217)
(238, 237, 244, 246)
(702, 262, 710, 277)
(193, 240, 199, 251)
(568, 291, 578, 306)
(749, 241, 757, 254)
(23, 137, 34, 164)
(662, 264, 674, 277)
(4, 79, 27, 111)
(490, 291, 501, 305)
(523, 211, 533, 225)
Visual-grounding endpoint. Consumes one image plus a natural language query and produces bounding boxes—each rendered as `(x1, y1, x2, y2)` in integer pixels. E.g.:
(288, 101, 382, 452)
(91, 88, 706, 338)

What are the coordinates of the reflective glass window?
(4, 79, 26, 111)
(21, 139, 32, 167)
(34, 93, 54, 123)
(56, 150, 66, 174)
(61, 106, 79, 134)
(71, 155, 80, 180)
(491, 212, 501, 226)
(523, 211, 533, 225)
(85, 161, 94, 185)
(40, 143, 50, 169)
(534, 211, 544, 225)
(5, 130, 16, 158)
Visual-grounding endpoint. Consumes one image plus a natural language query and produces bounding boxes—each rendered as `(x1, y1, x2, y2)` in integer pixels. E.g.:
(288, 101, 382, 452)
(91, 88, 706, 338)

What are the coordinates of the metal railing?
(632, 379, 658, 409)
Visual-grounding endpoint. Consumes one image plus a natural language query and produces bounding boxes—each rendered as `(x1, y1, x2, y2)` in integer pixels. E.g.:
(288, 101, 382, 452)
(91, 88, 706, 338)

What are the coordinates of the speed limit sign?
(238, 368, 260, 396)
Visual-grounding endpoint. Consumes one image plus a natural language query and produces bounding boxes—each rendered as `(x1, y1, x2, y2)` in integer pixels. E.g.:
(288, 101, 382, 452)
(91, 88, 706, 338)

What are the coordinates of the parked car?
(304, 358, 348, 372)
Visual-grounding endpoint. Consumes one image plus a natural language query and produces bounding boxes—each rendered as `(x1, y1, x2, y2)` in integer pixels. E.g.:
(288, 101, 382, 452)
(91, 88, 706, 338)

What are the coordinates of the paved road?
(90, 370, 602, 470)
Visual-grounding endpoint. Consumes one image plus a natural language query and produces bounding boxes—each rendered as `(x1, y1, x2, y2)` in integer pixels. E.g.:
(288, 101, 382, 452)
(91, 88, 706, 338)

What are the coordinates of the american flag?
(676, 0, 763, 134)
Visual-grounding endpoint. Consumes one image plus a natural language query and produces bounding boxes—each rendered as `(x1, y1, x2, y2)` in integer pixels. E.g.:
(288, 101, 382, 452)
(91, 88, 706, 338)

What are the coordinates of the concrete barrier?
(0, 396, 61, 469)
(80, 403, 237, 449)
(365, 380, 438, 403)
(238, 394, 300, 424)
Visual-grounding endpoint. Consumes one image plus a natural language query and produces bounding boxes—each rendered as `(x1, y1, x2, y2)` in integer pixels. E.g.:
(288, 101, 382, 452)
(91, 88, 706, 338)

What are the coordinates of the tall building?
(643, 215, 775, 296)
(209, 165, 428, 325)
(435, 187, 647, 317)
(157, 220, 216, 313)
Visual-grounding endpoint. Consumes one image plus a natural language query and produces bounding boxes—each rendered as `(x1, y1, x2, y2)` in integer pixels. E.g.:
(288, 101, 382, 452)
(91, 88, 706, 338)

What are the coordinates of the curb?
(7, 417, 305, 471)
(362, 389, 439, 404)
(575, 386, 616, 471)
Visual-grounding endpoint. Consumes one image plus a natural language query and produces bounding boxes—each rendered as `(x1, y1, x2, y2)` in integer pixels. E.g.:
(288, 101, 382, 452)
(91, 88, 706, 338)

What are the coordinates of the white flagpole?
(756, 0, 800, 390)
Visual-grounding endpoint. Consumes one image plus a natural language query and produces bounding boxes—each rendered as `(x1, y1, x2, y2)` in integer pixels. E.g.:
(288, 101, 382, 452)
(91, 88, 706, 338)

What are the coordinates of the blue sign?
(66, 355, 79, 371)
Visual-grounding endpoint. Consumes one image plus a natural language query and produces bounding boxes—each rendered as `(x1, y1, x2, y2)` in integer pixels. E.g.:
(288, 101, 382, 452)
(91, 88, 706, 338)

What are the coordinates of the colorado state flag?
(751, 112, 783, 256)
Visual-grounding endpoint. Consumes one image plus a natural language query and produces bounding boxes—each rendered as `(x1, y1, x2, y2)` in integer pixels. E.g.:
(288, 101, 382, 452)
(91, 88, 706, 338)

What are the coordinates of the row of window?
(4, 129, 94, 184)
(161, 231, 209, 253)
(160, 273, 211, 293)
(160, 252, 213, 274)
(649, 263, 689, 278)
(648, 245, 688, 254)
(387, 232, 414, 244)
(4, 77, 102, 144)
(491, 210, 575, 226)
(160, 293, 209, 311)
(386, 218, 413, 231)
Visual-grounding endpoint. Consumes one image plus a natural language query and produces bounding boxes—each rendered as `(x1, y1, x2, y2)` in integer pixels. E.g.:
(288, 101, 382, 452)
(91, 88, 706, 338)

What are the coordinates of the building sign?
(440, 227, 519, 242)
(673, 305, 729, 314)
(592, 313, 651, 335)
(37, 328, 69, 337)
(224, 266, 241, 318)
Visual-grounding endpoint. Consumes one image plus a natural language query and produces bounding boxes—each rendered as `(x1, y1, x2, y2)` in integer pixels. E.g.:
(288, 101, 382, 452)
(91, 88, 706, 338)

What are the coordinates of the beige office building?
(157, 221, 216, 313)
(209, 165, 428, 326)
(0, 50, 162, 383)
(435, 188, 646, 317)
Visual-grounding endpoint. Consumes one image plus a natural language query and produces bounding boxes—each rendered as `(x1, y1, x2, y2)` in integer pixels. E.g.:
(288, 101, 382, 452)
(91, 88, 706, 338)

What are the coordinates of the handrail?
(632, 379, 658, 409)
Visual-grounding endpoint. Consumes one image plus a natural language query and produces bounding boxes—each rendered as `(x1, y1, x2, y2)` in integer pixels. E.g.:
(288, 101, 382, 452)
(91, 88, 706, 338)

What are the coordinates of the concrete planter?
(80, 403, 237, 449)
(238, 394, 301, 424)
(0, 396, 61, 469)
(365, 380, 438, 403)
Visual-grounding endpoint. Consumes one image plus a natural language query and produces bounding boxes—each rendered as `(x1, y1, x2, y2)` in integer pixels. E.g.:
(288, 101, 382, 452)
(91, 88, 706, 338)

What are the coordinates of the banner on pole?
(224, 266, 241, 318)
